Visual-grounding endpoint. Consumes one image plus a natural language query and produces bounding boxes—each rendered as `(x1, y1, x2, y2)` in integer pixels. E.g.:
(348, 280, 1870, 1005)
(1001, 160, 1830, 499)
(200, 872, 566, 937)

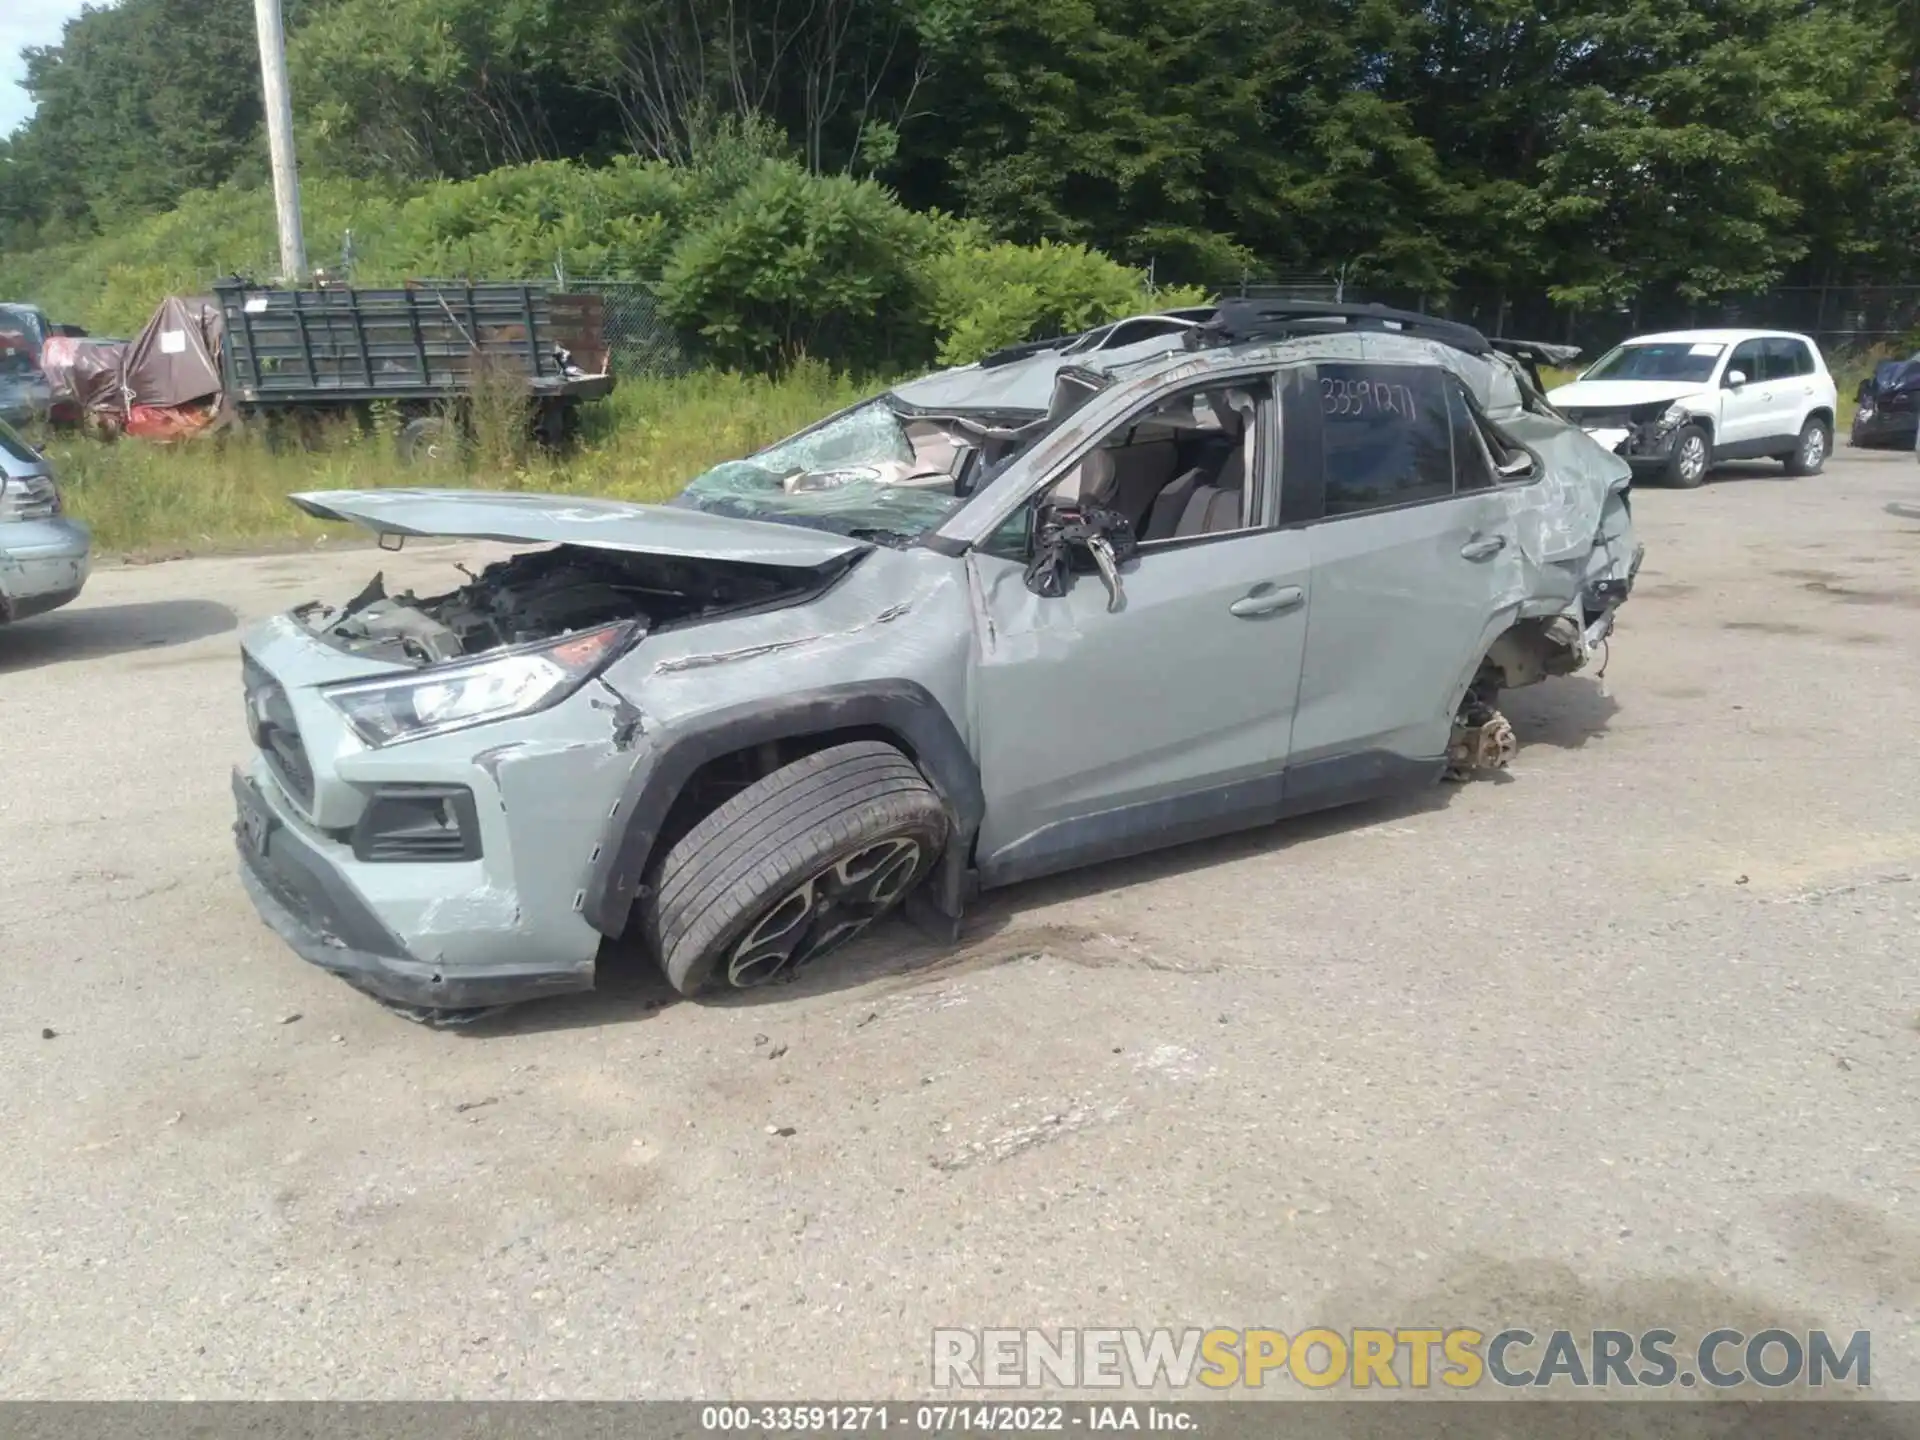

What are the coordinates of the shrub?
(392, 157, 687, 280)
(658, 160, 936, 373)
(922, 233, 1205, 366)
(0, 151, 1205, 376)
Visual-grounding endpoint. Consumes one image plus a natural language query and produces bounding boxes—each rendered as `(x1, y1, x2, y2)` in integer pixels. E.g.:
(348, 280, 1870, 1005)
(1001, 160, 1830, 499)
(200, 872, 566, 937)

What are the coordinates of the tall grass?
(45, 363, 868, 555)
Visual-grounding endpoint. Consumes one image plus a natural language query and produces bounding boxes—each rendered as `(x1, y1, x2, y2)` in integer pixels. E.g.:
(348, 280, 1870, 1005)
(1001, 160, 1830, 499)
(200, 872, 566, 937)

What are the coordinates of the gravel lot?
(3, 449, 1919, 1400)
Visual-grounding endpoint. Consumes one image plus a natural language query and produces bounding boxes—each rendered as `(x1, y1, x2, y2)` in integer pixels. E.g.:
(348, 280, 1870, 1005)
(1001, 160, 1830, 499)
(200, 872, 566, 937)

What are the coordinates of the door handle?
(1460, 535, 1507, 561)
(1228, 583, 1305, 618)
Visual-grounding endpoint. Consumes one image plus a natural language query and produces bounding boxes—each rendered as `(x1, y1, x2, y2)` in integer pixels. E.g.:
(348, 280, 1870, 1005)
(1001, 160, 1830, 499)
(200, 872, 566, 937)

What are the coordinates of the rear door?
(1766, 337, 1821, 440)
(1285, 360, 1517, 803)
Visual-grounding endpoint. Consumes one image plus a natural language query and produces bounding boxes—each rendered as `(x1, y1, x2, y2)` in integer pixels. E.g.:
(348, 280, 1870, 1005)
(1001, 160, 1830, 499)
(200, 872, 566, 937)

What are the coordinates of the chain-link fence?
(565, 278, 690, 377)
(1296, 280, 1920, 359)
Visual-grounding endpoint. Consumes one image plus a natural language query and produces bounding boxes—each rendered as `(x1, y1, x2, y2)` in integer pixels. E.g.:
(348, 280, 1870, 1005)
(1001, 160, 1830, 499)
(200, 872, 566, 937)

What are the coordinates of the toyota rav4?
(232, 301, 1643, 1022)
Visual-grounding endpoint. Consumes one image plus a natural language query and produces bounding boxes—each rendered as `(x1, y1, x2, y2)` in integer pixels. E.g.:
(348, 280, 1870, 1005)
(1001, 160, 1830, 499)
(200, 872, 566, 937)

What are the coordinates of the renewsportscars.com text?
(931, 1327, 1871, 1391)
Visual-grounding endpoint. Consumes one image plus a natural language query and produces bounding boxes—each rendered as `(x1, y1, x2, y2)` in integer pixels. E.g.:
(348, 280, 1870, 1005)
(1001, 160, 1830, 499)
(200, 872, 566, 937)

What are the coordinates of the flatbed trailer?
(213, 279, 615, 460)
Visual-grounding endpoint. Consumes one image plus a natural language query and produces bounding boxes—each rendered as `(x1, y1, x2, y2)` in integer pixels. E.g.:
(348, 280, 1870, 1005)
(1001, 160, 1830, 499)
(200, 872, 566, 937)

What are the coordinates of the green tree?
(17, 0, 274, 226)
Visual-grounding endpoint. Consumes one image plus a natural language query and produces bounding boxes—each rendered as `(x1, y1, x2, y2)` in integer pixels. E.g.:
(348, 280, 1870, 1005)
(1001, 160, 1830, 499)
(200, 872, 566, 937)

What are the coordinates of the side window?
(1726, 341, 1764, 386)
(1792, 341, 1817, 377)
(1040, 378, 1271, 545)
(1319, 363, 1453, 516)
(1760, 339, 1796, 382)
(979, 507, 1032, 561)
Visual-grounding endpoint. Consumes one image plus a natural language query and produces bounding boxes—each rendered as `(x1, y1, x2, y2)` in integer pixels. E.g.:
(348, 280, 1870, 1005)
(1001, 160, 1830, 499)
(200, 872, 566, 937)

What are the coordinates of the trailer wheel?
(397, 416, 460, 467)
(532, 402, 575, 453)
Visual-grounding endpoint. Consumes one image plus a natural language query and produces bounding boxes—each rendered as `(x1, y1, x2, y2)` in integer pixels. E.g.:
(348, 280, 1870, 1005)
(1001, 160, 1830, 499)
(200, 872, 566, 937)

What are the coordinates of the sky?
(2, 0, 95, 136)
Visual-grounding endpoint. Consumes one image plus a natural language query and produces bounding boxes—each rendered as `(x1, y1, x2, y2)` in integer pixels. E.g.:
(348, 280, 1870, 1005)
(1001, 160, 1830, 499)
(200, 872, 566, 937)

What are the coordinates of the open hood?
(1547, 379, 1708, 410)
(289, 489, 871, 568)
(1866, 358, 1920, 396)
(1490, 338, 1582, 367)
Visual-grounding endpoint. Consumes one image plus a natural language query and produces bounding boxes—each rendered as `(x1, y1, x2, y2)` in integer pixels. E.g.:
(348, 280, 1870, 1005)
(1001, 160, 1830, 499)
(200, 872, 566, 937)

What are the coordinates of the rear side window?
(1758, 339, 1804, 381)
(1319, 364, 1453, 515)
(1445, 381, 1497, 491)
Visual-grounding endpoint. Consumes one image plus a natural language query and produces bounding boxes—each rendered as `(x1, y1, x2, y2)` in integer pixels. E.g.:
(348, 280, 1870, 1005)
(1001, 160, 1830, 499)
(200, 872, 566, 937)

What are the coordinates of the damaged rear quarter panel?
(1489, 416, 1638, 643)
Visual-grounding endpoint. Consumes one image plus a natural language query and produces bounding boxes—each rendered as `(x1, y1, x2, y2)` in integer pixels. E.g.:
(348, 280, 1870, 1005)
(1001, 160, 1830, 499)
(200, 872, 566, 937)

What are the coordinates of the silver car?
(231, 302, 1643, 1021)
(0, 419, 90, 624)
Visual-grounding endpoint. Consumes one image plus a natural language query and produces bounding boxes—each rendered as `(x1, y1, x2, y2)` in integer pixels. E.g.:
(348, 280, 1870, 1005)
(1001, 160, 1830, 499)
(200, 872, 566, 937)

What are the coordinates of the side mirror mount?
(1024, 499, 1137, 611)
(1725, 369, 1747, 390)
(1497, 452, 1535, 480)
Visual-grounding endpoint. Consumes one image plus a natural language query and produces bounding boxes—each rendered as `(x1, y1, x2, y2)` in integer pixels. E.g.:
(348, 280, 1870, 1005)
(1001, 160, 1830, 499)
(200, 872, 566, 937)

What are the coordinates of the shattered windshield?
(1583, 342, 1724, 383)
(673, 399, 970, 544)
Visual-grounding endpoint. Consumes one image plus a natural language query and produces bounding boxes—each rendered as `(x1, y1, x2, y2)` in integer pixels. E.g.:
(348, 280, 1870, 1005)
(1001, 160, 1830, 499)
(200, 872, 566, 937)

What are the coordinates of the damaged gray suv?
(233, 301, 1643, 1020)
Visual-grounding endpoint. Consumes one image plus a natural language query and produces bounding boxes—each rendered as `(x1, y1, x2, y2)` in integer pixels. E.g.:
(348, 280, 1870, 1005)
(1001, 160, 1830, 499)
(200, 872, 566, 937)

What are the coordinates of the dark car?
(1850, 355, 1920, 451)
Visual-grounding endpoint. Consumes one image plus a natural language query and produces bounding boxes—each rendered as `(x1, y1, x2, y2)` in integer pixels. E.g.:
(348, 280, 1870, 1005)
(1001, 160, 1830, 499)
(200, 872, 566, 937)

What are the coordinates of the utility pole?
(252, 0, 307, 283)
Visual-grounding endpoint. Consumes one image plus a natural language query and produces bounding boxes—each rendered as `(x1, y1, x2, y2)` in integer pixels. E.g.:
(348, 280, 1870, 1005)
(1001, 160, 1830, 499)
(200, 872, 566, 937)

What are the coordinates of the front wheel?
(1785, 416, 1831, 476)
(1664, 424, 1711, 488)
(644, 741, 949, 997)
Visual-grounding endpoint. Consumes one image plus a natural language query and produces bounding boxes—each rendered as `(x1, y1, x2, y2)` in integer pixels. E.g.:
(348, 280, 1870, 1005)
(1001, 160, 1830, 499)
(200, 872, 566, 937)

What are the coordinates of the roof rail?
(976, 306, 1227, 369)
(1186, 299, 1492, 357)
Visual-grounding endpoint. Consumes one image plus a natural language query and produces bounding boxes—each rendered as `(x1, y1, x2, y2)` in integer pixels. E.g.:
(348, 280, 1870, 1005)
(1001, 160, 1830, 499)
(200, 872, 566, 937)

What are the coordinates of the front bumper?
(0, 517, 91, 621)
(232, 734, 614, 1014)
(1569, 417, 1688, 469)
(1850, 404, 1918, 450)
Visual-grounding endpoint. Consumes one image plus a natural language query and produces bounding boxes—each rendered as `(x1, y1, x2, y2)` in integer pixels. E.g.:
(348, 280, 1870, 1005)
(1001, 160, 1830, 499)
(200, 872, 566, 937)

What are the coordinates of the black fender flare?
(580, 679, 984, 940)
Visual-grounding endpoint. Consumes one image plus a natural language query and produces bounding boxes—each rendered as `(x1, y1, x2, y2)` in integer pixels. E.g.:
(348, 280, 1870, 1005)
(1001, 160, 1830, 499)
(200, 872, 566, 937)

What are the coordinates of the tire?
(396, 415, 460, 467)
(645, 741, 949, 997)
(1663, 423, 1711, 488)
(1785, 415, 1831, 476)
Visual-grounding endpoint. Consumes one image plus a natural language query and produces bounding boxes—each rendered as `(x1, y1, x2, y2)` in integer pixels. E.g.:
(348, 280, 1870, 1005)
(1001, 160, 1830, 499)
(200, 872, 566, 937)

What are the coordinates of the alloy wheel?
(726, 836, 924, 988)
(1678, 434, 1708, 484)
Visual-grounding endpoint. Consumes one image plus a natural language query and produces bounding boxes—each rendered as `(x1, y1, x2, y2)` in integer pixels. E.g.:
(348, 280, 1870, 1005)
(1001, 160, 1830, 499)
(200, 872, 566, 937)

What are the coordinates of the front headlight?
(323, 621, 637, 747)
(1659, 402, 1689, 428)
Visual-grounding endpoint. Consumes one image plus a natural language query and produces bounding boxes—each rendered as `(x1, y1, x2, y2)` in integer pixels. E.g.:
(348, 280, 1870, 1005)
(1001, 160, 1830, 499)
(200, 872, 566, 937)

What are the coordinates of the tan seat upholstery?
(1057, 441, 1180, 523)
(1101, 440, 1179, 523)
(1054, 447, 1115, 503)
(1171, 484, 1243, 536)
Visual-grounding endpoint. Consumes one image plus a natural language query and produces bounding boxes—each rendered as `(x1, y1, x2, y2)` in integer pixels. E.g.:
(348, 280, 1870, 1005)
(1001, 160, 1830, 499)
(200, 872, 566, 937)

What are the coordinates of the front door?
(969, 375, 1311, 885)
(1716, 338, 1776, 450)
(1286, 360, 1518, 802)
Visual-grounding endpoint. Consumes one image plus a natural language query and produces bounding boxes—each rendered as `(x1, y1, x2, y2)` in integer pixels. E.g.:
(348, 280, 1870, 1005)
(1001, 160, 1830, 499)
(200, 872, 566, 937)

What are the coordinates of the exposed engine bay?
(294, 544, 831, 666)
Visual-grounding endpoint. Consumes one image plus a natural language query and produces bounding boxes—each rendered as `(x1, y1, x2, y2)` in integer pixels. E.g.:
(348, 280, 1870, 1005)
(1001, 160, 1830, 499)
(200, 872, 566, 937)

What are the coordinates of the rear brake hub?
(1445, 709, 1517, 782)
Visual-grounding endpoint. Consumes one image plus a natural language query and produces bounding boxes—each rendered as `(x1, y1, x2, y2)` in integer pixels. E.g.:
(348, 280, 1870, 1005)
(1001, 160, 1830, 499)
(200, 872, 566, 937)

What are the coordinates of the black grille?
(1561, 407, 1635, 429)
(242, 653, 315, 808)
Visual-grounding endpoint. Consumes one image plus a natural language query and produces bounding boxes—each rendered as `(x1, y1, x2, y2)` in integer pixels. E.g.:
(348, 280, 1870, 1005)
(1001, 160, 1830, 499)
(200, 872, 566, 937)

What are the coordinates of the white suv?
(1547, 329, 1837, 487)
